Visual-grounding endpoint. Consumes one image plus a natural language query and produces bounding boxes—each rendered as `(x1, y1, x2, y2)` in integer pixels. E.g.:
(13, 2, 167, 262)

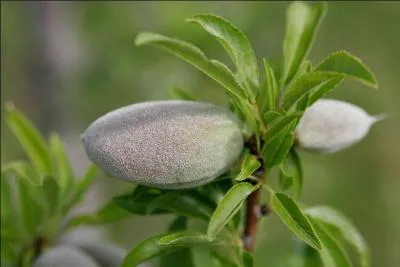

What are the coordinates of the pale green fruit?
(74, 241, 125, 267)
(295, 99, 385, 153)
(33, 246, 99, 267)
(81, 100, 243, 189)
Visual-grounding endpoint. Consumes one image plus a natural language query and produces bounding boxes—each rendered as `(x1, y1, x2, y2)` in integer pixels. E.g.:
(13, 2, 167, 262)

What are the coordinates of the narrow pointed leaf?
(159, 231, 212, 246)
(263, 129, 295, 167)
(271, 192, 322, 250)
(306, 206, 370, 267)
(315, 51, 378, 88)
(278, 149, 303, 198)
(311, 219, 353, 267)
(234, 153, 261, 181)
(122, 233, 178, 267)
(135, 32, 247, 100)
(4, 103, 52, 174)
(186, 14, 259, 98)
(208, 182, 257, 239)
(49, 133, 74, 198)
(263, 111, 281, 124)
(2, 161, 42, 185)
(282, 1, 327, 85)
(259, 58, 279, 113)
(264, 113, 302, 144)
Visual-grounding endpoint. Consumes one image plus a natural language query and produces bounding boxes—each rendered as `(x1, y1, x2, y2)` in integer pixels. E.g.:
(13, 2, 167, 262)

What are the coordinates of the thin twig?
(243, 187, 261, 251)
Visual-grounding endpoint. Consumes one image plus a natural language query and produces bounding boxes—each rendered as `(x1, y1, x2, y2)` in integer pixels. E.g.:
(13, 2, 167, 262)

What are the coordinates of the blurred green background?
(1, 1, 399, 267)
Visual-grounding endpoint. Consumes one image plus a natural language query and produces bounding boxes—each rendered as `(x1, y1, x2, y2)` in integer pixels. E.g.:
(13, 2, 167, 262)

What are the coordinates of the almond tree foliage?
(1, 2, 380, 267)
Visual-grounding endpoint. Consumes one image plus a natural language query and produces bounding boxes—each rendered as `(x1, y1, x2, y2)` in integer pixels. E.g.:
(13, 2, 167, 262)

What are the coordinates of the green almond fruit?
(81, 100, 243, 189)
(295, 99, 386, 153)
(33, 246, 99, 267)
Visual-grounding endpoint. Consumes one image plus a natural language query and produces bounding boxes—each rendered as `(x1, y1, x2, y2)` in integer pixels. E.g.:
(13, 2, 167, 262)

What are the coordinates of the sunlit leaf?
(186, 14, 259, 98)
(259, 58, 279, 113)
(2, 161, 42, 186)
(271, 192, 322, 250)
(208, 182, 258, 239)
(159, 231, 212, 246)
(234, 153, 261, 181)
(282, 1, 327, 85)
(315, 50, 378, 88)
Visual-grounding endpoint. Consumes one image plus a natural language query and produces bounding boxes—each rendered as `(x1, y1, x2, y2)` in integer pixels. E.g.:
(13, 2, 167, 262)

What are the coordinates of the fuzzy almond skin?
(295, 99, 381, 153)
(33, 246, 99, 267)
(81, 100, 243, 189)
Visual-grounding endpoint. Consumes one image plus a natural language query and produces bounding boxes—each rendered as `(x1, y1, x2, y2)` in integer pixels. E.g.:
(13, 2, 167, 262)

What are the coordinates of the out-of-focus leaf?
(122, 233, 178, 267)
(170, 86, 199, 101)
(0, 175, 20, 237)
(186, 14, 259, 98)
(242, 251, 253, 267)
(306, 206, 370, 267)
(259, 58, 279, 114)
(315, 51, 378, 88)
(311, 218, 353, 267)
(234, 153, 261, 181)
(282, 1, 327, 85)
(49, 132, 74, 198)
(192, 247, 218, 267)
(263, 111, 281, 124)
(42, 176, 59, 216)
(67, 198, 131, 228)
(135, 32, 247, 101)
(113, 193, 169, 216)
(208, 182, 258, 239)
(271, 192, 322, 250)
(4, 103, 52, 175)
(2, 161, 42, 186)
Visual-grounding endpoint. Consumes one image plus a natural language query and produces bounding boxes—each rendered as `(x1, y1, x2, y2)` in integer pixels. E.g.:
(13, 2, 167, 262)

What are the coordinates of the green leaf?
(186, 14, 259, 98)
(42, 176, 59, 216)
(282, 71, 338, 111)
(122, 233, 178, 267)
(208, 182, 258, 239)
(4, 103, 52, 175)
(234, 153, 261, 181)
(170, 86, 199, 101)
(259, 58, 279, 113)
(67, 198, 131, 228)
(278, 149, 303, 198)
(135, 32, 247, 101)
(2, 161, 42, 185)
(306, 206, 370, 267)
(49, 133, 74, 198)
(146, 191, 214, 220)
(311, 219, 353, 267)
(242, 251, 253, 267)
(159, 231, 212, 247)
(263, 129, 296, 167)
(63, 164, 99, 211)
(305, 76, 344, 109)
(113, 193, 169, 216)
(282, 1, 327, 85)
(315, 50, 378, 88)
(264, 113, 302, 145)
(263, 111, 281, 124)
(0, 175, 21, 237)
(271, 192, 322, 250)
(192, 247, 218, 267)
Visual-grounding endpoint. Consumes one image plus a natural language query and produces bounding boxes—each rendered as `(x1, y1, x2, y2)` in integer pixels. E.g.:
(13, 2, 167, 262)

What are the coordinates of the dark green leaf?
(186, 14, 259, 98)
(49, 132, 74, 198)
(170, 86, 199, 101)
(122, 233, 178, 267)
(234, 153, 261, 181)
(306, 206, 369, 267)
(242, 251, 253, 267)
(264, 113, 302, 145)
(113, 193, 169, 216)
(135, 32, 247, 101)
(315, 51, 378, 88)
(0, 175, 21, 237)
(271, 192, 322, 250)
(259, 58, 279, 113)
(263, 128, 295, 168)
(282, 1, 327, 85)
(208, 182, 258, 239)
(278, 149, 303, 198)
(4, 103, 52, 175)
(282, 72, 338, 111)
(42, 176, 59, 216)
(311, 218, 353, 267)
